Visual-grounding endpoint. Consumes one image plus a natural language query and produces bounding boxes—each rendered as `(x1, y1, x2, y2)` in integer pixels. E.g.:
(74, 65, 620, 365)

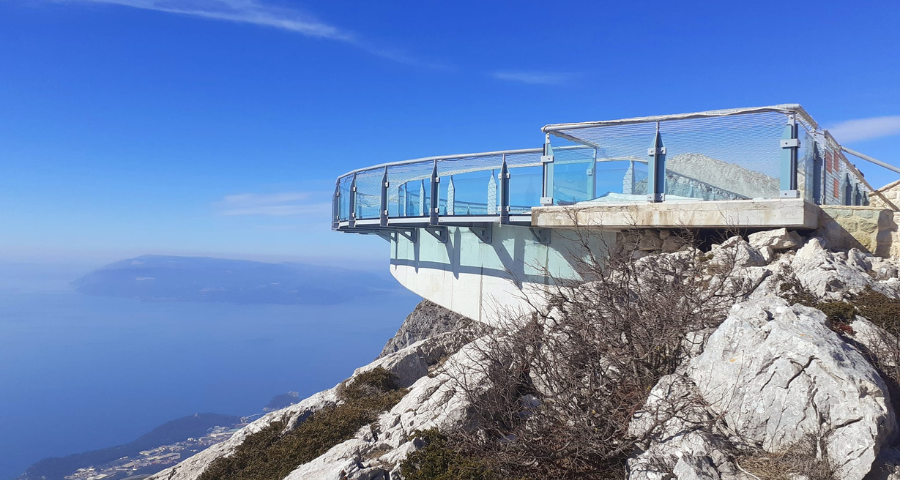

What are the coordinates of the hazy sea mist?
(0, 263, 419, 480)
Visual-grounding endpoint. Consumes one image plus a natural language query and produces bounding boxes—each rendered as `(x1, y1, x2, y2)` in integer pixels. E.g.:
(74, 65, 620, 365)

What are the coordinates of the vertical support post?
(588, 148, 597, 199)
(842, 174, 851, 205)
(332, 180, 340, 230)
(812, 140, 823, 205)
(500, 154, 510, 224)
(348, 173, 357, 228)
(379, 167, 389, 227)
(647, 122, 666, 202)
(780, 114, 800, 197)
(430, 160, 440, 225)
(540, 133, 554, 206)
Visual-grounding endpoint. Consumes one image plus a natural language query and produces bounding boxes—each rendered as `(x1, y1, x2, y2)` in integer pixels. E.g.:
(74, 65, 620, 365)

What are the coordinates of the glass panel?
(552, 147, 595, 204)
(354, 169, 383, 220)
(437, 155, 502, 216)
(659, 112, 784, 200)
(508, 165, 542, 214)
(338, 175, 352, 221)
(595, 160, 648, 200)
(387, 161, 433, 217)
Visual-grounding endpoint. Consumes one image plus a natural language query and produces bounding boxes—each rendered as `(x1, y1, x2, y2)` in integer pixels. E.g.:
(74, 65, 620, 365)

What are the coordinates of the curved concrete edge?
(389, 224, 615, 326)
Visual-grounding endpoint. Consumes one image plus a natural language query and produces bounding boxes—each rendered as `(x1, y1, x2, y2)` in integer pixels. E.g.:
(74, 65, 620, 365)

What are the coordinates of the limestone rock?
(748, 228, 802, 251)
(687, 298, 897, 480)
(851, 316, 899, 368)
(791, 238, 877, 299)
(639, 230, 664, 251)
(712, 236, 767, 268)
(148, 331, 471, 480)
(871, 257, 900, 281)
(284, 337, 490, 480)
(146, 388, 339, 480)
(628, 375, 750, 480)
(380, 300, 477, 357)
(662, 234, 688, 253)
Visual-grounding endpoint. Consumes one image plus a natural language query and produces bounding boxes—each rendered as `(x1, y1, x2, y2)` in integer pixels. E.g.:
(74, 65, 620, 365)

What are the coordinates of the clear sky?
(1, 0, 899, 268)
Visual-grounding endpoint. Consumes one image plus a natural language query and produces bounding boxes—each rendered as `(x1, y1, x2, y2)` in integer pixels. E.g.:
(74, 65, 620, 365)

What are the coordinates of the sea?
(0, 264, 420, 480)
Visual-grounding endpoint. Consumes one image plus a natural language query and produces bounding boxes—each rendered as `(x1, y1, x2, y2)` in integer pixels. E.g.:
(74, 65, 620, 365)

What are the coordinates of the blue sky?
(1, 0, 899, 268)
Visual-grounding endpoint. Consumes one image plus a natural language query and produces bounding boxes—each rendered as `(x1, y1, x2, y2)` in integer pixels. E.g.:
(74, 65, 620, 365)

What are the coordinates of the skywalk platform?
(331, 105, 891, 324)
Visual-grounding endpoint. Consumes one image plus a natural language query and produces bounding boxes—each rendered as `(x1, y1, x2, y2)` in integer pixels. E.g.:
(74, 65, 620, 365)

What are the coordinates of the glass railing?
(333, 105, 877, 230)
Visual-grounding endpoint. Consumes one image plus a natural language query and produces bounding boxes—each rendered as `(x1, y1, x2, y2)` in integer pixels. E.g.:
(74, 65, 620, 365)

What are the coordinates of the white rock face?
(792, 239, 882, 300)
(628, 375, 750, 480)
(146, 388, 339, 480)
(748, 228, 802, 251)
(284, 337, 490, 480)
(852, 316, 900, 368)
(687, 298, 897, 480)
(148, 228, 900, 480)
(712, 236, 767, 268)
(148, 330, 473, 480)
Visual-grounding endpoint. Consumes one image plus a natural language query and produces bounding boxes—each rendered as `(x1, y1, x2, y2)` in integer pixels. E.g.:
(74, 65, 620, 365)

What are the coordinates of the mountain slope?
(20, 413, 241, 480)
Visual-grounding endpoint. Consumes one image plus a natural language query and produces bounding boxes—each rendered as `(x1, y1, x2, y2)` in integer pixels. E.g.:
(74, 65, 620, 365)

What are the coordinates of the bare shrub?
(736, 436, 835, 480)
(409, 226, 759, 479)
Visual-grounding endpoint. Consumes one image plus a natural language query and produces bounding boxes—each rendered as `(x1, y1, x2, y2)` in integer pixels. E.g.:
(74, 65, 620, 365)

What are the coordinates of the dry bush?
(736, 436, 834, 480)
(410, 226, 759, 479)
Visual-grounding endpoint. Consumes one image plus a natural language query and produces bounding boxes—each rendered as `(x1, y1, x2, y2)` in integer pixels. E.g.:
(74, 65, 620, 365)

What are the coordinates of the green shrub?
(400, 429, 499, 480)
(199, 367, 406, 480)
(854, 288, 900, 335)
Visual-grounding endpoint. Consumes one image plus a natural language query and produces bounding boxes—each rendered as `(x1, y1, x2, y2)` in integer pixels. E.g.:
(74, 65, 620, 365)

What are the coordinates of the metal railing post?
(500, 154, 510, 224)
(780, 114, 800, 198)
(647, 122, 666, 202)
(348, 173, 357, 228)
(332, 180, 340, 230)
(380, 167, 389, 227)
(540, 133, 554, 206)
(430, 160, 440, 225)
(812, 139, 823, 205)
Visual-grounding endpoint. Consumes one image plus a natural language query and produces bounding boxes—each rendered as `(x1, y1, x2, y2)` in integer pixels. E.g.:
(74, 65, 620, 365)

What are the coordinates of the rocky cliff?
(148, 229, 900, 480)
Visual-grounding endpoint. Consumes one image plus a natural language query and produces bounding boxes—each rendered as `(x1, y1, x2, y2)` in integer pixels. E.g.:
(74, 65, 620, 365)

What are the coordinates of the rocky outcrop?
(154, 228, 900, 480)
(689, 298, 896, 480)
(283, 337, 490, 479)
(147, 388, 340, 480)
(628, 375, 749, 480)
(380, 300, 479, 357)
(147, 327, 474, 480)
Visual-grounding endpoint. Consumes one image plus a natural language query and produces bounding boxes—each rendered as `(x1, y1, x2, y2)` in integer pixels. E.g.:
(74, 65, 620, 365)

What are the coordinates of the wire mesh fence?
(546, 111, 786, 202)
(333, 105, 879, 227)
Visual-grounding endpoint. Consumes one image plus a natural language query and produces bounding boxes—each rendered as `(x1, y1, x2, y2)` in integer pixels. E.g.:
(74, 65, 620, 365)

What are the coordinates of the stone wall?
(869, 179, 900, 211)
(817, 206, 899, 257)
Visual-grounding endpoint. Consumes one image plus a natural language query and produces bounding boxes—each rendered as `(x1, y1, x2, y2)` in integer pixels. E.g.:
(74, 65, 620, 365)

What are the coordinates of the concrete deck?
(531, 198, 819, 230)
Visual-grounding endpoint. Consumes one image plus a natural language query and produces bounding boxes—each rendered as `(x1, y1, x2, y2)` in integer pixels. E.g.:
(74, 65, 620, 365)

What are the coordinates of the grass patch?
(199, 367, 406, 480)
